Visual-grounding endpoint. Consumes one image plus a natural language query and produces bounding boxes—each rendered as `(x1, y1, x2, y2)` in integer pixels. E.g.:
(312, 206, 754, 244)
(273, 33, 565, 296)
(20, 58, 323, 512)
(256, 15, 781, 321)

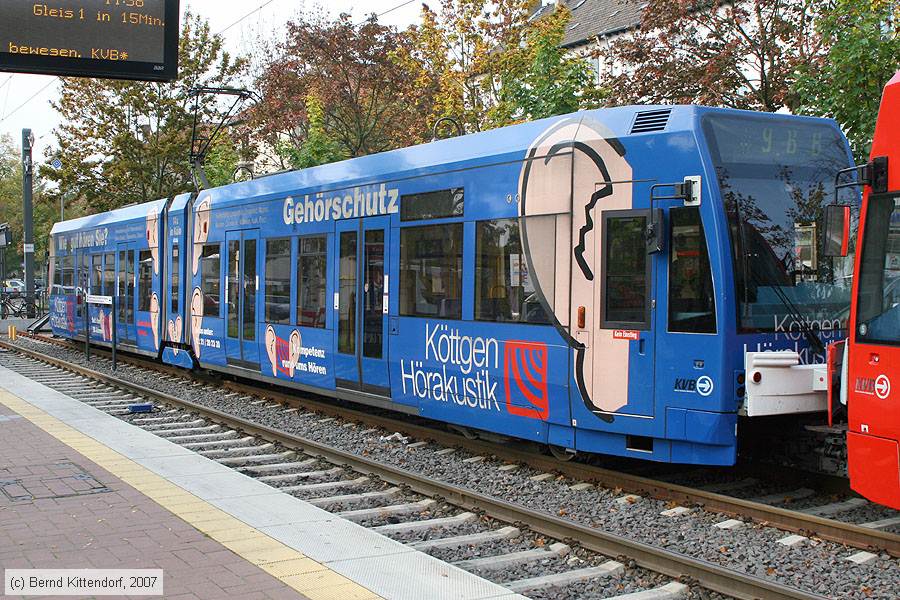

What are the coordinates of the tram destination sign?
(0, 1, 180, 81)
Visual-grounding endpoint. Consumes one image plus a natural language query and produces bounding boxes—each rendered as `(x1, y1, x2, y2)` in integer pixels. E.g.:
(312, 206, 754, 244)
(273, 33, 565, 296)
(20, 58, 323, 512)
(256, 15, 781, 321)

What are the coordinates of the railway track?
(0, 345, 726, 600)
(1, 337, 897, 598)
(14, 334, 900, 555)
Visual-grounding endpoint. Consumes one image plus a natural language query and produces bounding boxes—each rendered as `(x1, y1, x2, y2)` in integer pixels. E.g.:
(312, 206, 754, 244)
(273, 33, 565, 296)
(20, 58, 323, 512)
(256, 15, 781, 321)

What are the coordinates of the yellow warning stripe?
(0, 390, 383, 600)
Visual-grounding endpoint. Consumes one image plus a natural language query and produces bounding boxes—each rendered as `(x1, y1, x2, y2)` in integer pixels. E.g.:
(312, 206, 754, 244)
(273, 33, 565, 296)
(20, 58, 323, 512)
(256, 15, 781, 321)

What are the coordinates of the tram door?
(75, 250, 89, 334)
(116, 243, 136, 342)
(572, 202, 658, 417)
(224, 229, 260, 368)
(590, 208, 656, 417)
(334, 216, 391, 396)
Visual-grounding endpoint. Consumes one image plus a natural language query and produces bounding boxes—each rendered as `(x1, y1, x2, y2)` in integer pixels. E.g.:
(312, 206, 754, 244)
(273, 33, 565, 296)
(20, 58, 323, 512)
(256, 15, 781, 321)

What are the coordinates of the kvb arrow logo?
(875, 374, 891, 400)
(696, 376, 714, 397)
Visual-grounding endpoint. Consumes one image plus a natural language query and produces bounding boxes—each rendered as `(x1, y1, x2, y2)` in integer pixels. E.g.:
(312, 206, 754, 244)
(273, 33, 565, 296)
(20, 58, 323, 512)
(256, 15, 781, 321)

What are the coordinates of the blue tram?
(48, 106, 856, 466)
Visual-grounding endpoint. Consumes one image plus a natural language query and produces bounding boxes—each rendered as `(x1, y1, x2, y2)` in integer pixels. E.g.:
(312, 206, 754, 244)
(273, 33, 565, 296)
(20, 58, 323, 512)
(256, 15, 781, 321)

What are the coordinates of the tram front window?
(856, 195, 900, 344)
(704, 115, 856, 335)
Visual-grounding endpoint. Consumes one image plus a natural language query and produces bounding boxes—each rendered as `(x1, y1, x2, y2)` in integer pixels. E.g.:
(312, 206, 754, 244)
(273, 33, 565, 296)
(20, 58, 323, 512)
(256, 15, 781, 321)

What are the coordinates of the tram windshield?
(856, 195, 900, 344)
(703, 115, 857, 334)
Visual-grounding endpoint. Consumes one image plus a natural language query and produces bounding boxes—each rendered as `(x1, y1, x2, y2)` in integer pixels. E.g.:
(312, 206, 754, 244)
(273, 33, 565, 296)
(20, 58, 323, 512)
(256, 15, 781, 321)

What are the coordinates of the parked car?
(2, 279, 24, 296)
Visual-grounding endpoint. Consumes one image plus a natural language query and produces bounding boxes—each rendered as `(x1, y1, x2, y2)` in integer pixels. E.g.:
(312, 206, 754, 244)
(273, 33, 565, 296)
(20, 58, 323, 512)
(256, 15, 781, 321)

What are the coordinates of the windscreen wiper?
(733, 196, 826, 356)
(750, 267, 826, 356)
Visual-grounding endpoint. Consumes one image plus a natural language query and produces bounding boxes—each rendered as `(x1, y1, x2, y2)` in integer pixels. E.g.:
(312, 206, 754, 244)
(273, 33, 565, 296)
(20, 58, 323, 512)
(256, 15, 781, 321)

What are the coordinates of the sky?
(0, 0, 424, 162)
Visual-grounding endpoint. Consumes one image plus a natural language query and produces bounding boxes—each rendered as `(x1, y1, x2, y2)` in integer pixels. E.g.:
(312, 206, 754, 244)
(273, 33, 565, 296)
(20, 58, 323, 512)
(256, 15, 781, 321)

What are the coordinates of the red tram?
(837, 71, 900, 510)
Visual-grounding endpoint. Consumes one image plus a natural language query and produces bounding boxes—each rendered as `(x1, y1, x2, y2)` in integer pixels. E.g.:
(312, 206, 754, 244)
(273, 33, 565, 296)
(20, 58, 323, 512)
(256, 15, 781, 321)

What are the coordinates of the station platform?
(0, 363, 519, 600)
(0, 319, 38, 335)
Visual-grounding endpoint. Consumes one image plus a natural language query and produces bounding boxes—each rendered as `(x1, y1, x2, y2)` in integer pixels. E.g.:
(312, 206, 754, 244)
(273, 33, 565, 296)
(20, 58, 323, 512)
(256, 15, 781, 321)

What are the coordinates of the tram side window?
(138, 250, 153, 312)
(297, 236, 327, 328)
(400, 224, 463, 319)
(104, 253, 115, 297)
(91, 254, 102, 295)
(171, 243, 179, 314)
(603, 213, 650, 328)
(200, 244, 221, 317)
(475, 218, 550, 324)
(265, 238, 292, 325)
(53, 258, 62, 290)
(856, 196, 900, 344)
(61, 255, 74, 292)
(668, 208, 716, 333)
(401, 188, 464, 221)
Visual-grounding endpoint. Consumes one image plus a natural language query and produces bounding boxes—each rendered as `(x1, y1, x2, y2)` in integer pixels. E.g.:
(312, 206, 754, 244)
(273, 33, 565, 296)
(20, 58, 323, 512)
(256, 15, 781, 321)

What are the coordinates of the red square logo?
(504, 341, 549, 420)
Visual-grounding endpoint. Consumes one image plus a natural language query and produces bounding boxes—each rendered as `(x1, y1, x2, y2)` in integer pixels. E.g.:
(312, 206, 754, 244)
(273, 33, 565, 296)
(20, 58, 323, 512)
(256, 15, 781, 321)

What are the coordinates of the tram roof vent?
(630, 109, 672, 134)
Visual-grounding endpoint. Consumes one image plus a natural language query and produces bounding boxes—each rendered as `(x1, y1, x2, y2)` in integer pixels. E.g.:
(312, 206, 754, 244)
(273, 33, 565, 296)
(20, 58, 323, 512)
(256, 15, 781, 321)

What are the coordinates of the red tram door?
(334, 216, 391, 397)
(224, 229, 260, 368)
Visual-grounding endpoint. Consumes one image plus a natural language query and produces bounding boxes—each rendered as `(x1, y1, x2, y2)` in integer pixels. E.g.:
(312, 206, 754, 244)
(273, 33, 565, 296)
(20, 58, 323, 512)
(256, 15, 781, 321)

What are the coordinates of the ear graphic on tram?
(518, 120, 633, 422)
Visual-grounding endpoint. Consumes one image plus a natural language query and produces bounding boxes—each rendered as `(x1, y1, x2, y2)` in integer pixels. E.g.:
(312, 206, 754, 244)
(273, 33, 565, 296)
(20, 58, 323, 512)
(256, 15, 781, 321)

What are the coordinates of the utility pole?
(60, 189, 70, 222)
(22, 129, 35, 319)
(51, 158, 66, 221)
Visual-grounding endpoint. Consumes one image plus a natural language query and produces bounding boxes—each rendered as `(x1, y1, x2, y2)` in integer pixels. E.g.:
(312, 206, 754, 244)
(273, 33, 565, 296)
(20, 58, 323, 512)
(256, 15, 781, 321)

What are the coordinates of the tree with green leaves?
(794, 0, 900, 162)
(395, 0, 532, 134)
(43, 13, 246, 213)
(276, 94, 345, 170)
(254, 12, 425, 165)
(391, 5, 461, 140)
(501, 5, 593, 122)
(203, 134, 243, 188)
(0, 134, 54, 279)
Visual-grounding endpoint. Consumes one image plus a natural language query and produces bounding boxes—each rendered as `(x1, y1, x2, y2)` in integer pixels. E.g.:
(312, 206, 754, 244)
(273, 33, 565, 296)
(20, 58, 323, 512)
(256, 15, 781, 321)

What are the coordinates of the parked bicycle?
(0, 293, 37, 319)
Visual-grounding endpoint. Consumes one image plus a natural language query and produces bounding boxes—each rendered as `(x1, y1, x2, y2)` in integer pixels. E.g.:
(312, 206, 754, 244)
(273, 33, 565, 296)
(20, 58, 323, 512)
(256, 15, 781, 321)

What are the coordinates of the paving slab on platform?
(0, 392, 312, 600)
(0, 363, 523, 600)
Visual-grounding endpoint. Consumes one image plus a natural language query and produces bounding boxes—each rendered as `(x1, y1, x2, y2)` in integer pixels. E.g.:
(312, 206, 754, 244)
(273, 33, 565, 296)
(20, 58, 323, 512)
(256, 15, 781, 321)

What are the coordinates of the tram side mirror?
(682, 176, 701, 206)
(823, 204, 851, 258)
(646, 208, 664, 254)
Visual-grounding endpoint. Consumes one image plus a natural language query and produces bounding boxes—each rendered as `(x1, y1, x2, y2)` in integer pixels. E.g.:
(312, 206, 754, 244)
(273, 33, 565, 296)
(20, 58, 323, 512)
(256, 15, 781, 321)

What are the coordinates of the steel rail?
(1, 340, 829, 600)
(216, 380, 900, 554)
(15, 335, 900, 558)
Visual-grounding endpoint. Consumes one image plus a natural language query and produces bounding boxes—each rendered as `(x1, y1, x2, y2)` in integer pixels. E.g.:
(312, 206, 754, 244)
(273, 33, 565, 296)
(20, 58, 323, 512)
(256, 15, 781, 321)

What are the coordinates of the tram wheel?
(449, 425, 478, 440)
(549, 445, 576, 461)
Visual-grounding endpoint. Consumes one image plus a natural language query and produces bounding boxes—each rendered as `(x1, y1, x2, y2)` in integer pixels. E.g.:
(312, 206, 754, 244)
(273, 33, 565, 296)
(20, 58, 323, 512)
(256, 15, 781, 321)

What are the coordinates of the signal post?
(22, 129, 35, 318)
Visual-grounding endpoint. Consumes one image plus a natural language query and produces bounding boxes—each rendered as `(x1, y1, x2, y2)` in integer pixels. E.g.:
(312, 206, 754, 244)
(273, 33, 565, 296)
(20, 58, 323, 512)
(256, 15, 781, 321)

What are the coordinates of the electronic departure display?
(0, 1, 180, 81)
